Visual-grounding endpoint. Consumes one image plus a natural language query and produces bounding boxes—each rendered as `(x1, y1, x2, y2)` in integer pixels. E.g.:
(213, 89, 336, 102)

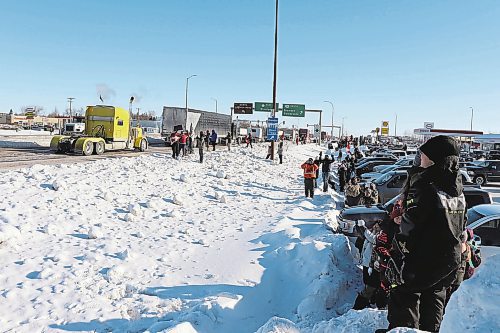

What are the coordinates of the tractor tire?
(95, 141, 105, 155)
(140, 139, 148, 152)
(83, 141, 94, 156)
(474, 175, 486, 186)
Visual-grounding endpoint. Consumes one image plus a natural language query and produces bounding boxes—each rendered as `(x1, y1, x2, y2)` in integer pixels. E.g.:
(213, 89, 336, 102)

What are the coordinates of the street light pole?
(323, 100, 334, 139)
(67, 97, 75, 122)
(271, 0, 279, 160)
(469, 106, 474, 131)
(185, 74, 197, 116)
(395, 113, 398, 137)
(212, 98, 218, 113)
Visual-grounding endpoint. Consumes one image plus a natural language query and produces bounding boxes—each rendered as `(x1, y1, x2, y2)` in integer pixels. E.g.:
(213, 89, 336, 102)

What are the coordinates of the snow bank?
(311, 308, 388, 333)
(440, 254, 500, 332)
(256, 317, 300, 333)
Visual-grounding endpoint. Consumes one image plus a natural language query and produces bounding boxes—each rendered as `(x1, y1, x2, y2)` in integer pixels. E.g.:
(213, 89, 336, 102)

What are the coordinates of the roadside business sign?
(382, 121, 389, 128)
(282, 104, 305, 117)
(233, 103, 253, 115)
(381, 127, 389, 135)
(255, 102, 279, 112)
(424, 122, 434, 130)
(267, 117, 278, 141)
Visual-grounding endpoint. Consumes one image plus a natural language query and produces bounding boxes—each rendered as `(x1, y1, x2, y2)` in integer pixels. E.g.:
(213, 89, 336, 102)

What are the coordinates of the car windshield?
(466, 208, 486, 225)
(374, 172, 393, 185)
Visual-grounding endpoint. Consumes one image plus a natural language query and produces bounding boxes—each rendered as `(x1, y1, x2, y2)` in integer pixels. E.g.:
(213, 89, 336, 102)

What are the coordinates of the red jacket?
(301, 162, 319, 179)
(180, 134, 188, 144)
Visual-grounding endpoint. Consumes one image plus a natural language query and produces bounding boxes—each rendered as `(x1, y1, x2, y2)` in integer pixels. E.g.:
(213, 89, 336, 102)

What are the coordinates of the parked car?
(355, 160, 398, 177)
(487, 150, 500, 160)
(361, 164, 412, 182)
(465, 160, 500, 185)
(336, 187, 493, 237)
(372, 157, 414, 173)
(374, 169, 475, 204)
(466, 204, 500, 246)
(355, 156, 398, 166)
(389, 150, 407, 159)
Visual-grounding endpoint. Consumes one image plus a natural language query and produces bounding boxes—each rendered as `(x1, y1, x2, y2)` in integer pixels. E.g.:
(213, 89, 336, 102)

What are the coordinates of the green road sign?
(282, 104, 305, 117)
(254, 102, 279, 112)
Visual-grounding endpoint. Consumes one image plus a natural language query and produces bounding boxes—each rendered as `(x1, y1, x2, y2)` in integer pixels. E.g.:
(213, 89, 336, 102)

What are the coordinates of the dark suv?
(335, 187, 493, 236)
(465, 160, 500, 185)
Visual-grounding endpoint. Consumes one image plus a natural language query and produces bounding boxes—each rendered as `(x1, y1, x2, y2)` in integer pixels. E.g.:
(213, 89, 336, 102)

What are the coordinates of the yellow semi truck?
(50, 105, 148, 155)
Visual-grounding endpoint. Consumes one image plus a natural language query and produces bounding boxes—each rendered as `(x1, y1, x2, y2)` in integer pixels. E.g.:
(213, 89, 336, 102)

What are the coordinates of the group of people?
(337, 148, 364, 192)
(300, 152, 336, 197)
(265, 142, 285, 164)
(348, 136, 482, 333)
(344, 178, 378, 206)
(172, 129, 224, 162)
(299, 135, 483, 332)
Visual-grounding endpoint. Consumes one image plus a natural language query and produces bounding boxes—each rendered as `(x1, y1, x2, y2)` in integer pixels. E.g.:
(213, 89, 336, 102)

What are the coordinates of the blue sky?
(1, 0, 499, 135)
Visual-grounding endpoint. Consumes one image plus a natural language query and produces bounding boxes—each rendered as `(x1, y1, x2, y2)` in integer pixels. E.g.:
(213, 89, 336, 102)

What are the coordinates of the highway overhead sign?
(255, 102, 279, 112)
(233, 103, 253, 115)
(282, 104, 305, 117)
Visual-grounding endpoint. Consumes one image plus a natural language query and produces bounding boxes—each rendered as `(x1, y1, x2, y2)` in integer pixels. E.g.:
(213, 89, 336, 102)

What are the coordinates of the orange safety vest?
(301, 163, 318, 179)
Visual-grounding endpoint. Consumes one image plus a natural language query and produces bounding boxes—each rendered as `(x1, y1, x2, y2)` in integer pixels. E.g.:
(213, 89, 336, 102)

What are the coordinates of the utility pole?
(67, 97, 75, 122)
(270, 0, 279, 160)
(323, 100, 334, 139)
(212, 98, 218, 113)
(395, 114, 398, 137)
(469, 106, 474, 153)
(469, 107, 474, 131)
(185, 74, 197, 116)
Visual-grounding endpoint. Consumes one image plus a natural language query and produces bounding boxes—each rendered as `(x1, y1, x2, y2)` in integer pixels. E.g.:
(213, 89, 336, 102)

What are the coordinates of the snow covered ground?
(0, 143, 499, 333)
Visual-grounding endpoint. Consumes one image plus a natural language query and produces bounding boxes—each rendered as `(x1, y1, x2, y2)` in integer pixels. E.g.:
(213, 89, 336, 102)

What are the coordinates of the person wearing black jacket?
(319, 154, 335, 192)
(338, 162, 347, 192)
(314, 154, 322, 188)
(378, 136, 466, 333)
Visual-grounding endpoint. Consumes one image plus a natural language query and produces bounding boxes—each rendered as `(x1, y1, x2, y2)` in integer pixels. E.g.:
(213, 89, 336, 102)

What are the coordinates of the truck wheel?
(474, 176, 486, 185)
(95, 141, 105, 155)
(83, 141, 94, 156)
(140, 139, 148, 152)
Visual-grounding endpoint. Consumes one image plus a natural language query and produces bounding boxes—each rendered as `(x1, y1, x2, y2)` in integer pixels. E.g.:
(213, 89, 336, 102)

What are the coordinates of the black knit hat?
(419, 135, 460, 163)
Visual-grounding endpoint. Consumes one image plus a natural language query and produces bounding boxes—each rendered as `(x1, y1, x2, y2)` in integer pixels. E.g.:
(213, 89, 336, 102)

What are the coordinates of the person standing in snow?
(265, 145, 272, 159)
(338, 161, 348, 193)
(319, 154, 334, 192)
(301, 158, 319, 198)
(314, 154, 322, 188)
(171, 136, 180, 159)
(246, 133, 253, 148)
(210, 130, 217, 151)
(378, 135, 466, 333)
(338, 149, 343, 162)
(226, 132, 232, 151)
(196, 131, 204, 163)
(205, 130, 210, 149)
(277, 141, 284, 164)
(179, 131, 188, 156)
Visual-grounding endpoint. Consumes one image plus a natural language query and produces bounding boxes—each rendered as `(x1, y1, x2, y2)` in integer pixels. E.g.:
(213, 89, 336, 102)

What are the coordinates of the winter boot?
(352, 294, 370, 310)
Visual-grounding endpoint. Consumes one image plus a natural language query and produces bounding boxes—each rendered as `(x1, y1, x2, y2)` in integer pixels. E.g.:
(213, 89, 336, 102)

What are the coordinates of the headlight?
(467, 171, 475, 175)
